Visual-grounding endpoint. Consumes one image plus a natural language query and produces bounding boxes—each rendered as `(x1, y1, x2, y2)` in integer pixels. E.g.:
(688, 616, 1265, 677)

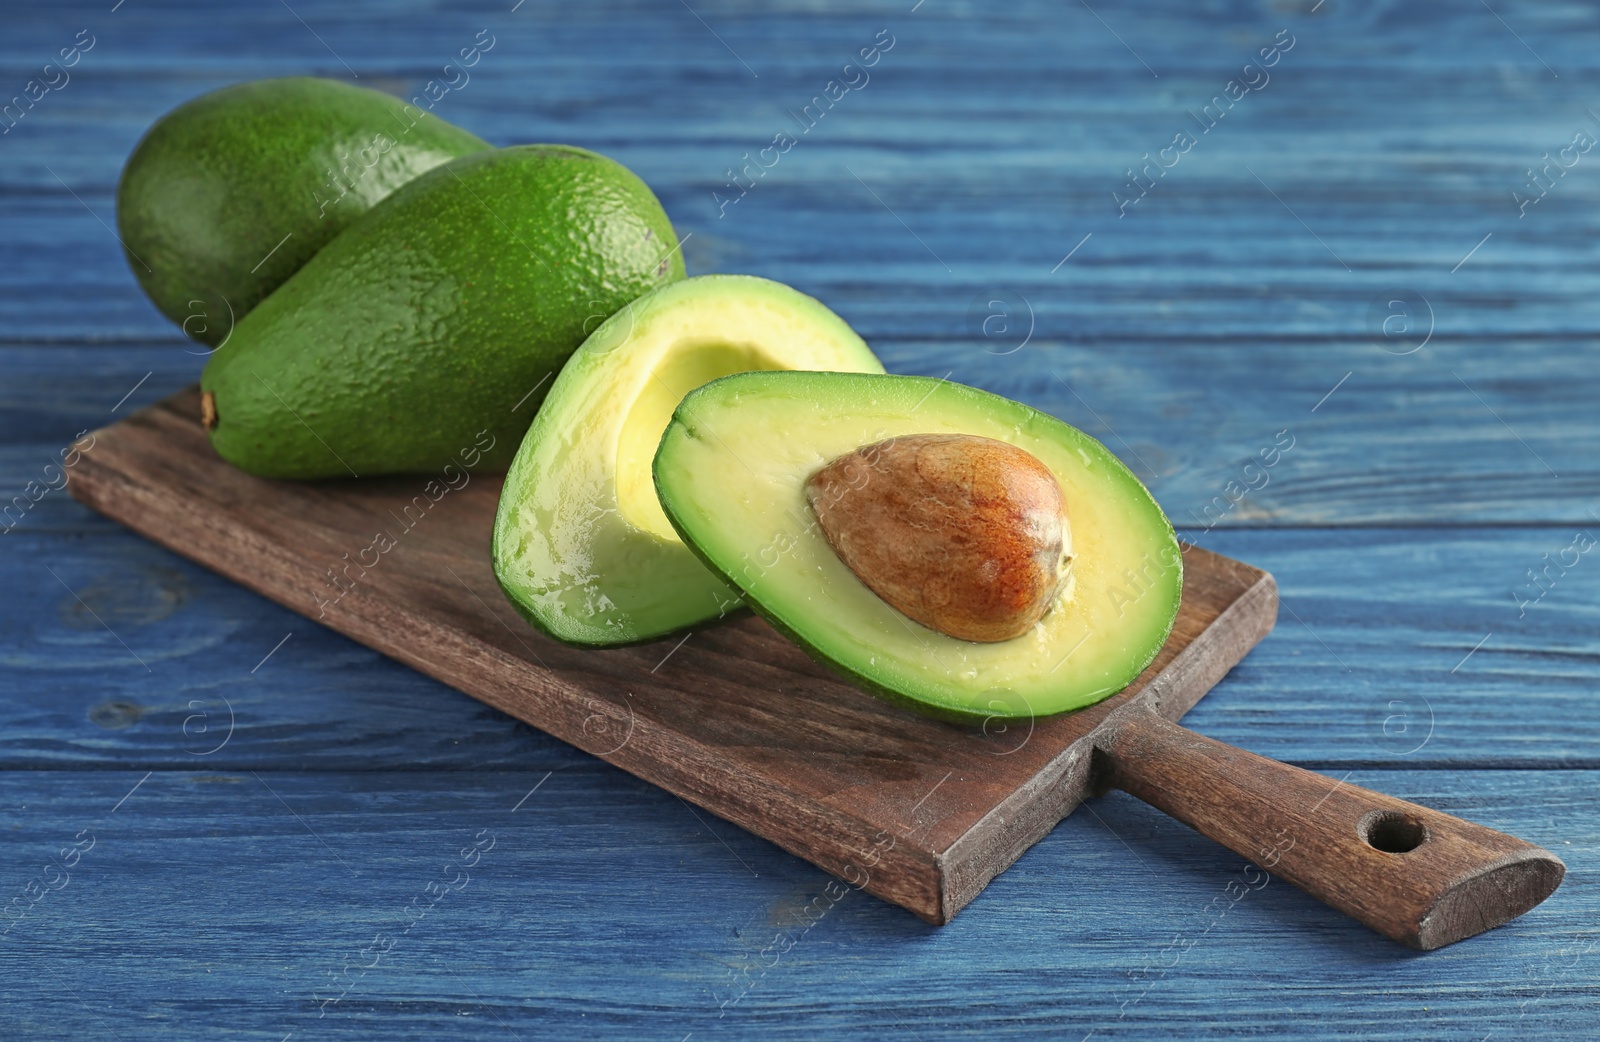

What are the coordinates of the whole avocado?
(117, 77, 490, 345)
(200, 144, 687, 479)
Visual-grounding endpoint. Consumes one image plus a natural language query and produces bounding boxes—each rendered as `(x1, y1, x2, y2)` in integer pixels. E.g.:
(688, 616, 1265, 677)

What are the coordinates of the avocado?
(652, 371, 1182, 721)
(492, 275, 884, 646)
(117, 77, 491, 345)
(806, 432, 1073, 643)
(200, 144, 685, 479)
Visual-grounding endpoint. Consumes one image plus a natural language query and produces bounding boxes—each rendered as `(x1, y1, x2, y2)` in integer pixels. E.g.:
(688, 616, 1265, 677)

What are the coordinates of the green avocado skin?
(117, 77, 490, 345)
(200, 144, 686, 479)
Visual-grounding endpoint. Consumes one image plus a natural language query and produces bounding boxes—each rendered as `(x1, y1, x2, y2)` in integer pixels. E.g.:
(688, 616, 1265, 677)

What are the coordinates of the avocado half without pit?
(651, 371, 1183, 721)
(491, 275, 884, 646)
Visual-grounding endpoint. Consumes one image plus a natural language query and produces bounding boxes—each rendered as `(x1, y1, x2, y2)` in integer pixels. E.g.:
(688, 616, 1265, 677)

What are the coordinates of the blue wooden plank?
(1, 525, 1596, 770)
(3, 1, 1600, 345)
(1186, 526, 1600, 769)
(14, 183, 1600, 344)
(0, 768, 1590, 1040)
(0, 526, 589, 773)
(1, 0, 1595, 1035)
(2, 339, 1593, 528)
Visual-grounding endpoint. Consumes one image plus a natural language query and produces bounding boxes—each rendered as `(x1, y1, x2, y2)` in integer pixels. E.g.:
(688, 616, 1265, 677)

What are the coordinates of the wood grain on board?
(8, 0, 1596, 1034)
(68, 386, 1278, 924)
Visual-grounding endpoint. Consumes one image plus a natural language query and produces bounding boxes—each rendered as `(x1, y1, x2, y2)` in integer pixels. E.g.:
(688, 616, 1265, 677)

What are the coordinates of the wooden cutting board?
(69, 386, 1278, 925)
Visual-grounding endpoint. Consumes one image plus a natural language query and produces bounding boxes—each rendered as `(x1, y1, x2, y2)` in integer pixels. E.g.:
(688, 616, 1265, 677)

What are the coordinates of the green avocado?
(492, 275, 884, 646)
(117, 77, 491, 345)
(652, 371, 1183, 721)
(200, 144, 685, 479)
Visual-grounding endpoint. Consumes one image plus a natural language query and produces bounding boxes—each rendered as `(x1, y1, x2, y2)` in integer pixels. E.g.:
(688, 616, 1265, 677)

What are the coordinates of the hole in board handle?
(1360, 810, 1429, 854)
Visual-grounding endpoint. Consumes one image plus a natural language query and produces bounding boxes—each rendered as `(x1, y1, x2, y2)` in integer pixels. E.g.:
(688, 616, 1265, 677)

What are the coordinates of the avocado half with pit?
(651, 371, 1182, 720)
(492, 275, 884, 646)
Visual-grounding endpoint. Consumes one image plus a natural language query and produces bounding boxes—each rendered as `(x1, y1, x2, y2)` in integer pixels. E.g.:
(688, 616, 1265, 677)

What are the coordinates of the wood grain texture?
(0, 768, 1589, 1041)
(67, 387, 1277, 925)
(6, 340, 1598, 528)
(3, 0, 1597, 1034)
(10, 0, 1600, 349)
(5, 522, 1600, 772)
(1098, 708, 1563, 948)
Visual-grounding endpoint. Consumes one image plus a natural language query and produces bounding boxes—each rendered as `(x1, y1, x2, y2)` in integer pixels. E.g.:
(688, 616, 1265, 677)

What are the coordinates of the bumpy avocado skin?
(117, 77, 490, 344)
(200, 144, 686, 479)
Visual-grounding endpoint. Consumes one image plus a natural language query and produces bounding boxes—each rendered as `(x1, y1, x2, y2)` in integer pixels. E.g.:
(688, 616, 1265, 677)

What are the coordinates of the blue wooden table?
(3, 1, 1597, 1037)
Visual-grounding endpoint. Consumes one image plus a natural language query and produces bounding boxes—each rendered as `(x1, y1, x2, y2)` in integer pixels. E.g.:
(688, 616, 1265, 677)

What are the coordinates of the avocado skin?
(201, 144, 686, 479)
(117, 77, 490, 345)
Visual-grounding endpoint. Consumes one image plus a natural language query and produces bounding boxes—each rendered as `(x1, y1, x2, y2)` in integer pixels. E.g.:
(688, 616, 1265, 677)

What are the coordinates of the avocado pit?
(804, 433, 1072, 643)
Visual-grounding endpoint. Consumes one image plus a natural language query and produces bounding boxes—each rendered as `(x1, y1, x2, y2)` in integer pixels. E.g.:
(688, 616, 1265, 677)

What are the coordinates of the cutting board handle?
(1093, 707, 1564, 949)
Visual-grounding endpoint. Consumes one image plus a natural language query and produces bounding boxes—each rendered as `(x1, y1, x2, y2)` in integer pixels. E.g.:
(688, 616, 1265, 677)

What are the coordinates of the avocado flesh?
(201, 144, 685, 479)
(492, 275, 885, 647)
(117, 77, 490, 344)
(653, 371, 1182, 720)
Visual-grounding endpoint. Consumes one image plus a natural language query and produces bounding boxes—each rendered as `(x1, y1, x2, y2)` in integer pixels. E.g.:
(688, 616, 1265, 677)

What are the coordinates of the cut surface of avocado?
(492, 275, 885, 647)
(652, 371, 1182, 720)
